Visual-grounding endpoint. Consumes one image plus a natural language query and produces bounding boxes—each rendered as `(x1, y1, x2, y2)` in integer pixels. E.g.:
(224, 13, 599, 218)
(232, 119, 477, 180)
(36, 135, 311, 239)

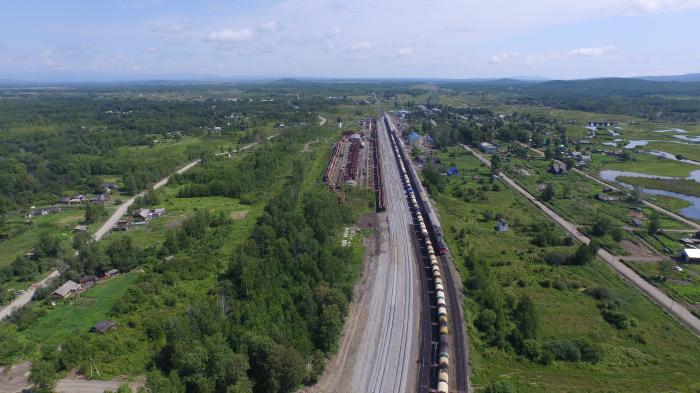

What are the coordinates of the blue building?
(447, 166, 459, 176)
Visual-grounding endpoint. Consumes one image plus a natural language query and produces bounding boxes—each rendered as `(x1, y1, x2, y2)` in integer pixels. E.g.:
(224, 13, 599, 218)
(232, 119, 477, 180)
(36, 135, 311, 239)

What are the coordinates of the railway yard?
(312, 113, 468, 393)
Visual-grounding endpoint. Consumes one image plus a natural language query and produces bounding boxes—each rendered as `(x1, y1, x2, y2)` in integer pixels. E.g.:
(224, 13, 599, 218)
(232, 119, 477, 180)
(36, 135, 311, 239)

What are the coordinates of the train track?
(383, 113, 469, 393)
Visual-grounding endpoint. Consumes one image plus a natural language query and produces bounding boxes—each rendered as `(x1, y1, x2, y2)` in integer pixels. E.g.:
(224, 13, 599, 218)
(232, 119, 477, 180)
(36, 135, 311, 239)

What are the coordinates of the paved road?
(0, 270, 59, 321)
(465, 144, 700, 336)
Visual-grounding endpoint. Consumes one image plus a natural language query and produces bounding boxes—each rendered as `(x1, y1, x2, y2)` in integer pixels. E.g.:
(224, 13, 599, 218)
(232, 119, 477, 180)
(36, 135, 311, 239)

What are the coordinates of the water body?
(624, 140, 653, 149)
(602, 141, 618, 147)
(673, 135, 700, 143)
(654, 128, 687, 133)
(599, 169, 700, 220)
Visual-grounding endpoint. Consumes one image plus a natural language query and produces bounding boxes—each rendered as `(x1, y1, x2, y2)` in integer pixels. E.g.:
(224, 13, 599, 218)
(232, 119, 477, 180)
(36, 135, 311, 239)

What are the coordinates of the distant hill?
(640, 73, 700, 82)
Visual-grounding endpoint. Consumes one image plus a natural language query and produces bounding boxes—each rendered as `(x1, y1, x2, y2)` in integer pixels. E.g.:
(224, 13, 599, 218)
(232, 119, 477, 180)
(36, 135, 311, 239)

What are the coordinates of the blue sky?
(1, 0, 699, 81)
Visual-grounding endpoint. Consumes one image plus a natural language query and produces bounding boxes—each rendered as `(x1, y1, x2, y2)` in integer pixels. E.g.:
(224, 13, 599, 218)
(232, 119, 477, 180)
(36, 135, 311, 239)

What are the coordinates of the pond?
(599, 169, 700, 220)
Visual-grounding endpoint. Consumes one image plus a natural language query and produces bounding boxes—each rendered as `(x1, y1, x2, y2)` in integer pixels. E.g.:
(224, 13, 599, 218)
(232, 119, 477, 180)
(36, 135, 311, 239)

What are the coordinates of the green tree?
(512, 295, 538, 341)
(84, 203, 106, 224)
(29, 359, 56, 393)
(541, 183, 555, 202)
(647, 212, 661, 235)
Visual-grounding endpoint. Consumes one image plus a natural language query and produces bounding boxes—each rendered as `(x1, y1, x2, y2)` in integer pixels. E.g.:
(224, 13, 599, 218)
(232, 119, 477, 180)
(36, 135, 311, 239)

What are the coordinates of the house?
(58, 197, 71, 204)
(682, 248, 700, 263)
(447, 166, 459, 176)
(151, 208, 167, 217)
(74, 225, 88, 232)
(495, 218, 509, 233)
(69, 195, 86, 204)
(90, 320, 116, 333)
(478, 142, 498, 154)
(79, 275, 97, 285)
(132, 209, 151, 225)
(102, 269, 119, 279)
(596, 193, 619, 202)
(549, 162, 567, 175)
(103, 183, 119, 192)
(630, 218, 643, 227)
(113, 219, 132, 231)
(52, 280, 80, 299)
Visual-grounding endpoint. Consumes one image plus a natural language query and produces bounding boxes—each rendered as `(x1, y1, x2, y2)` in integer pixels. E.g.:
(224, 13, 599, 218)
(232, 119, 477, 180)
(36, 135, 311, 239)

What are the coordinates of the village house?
(132, 209, 152, 225)
(682, 248, 700, 263)
(151, 208, 167, 217)
(549, 162, 567, 175)
(478, 142, 499, 154)
(102, 183, 119, 193)
(102, 269, 119, 279)
(74, 225, 88, 232)
(113, 219, 132, 231)
(52, 280, 81, 299)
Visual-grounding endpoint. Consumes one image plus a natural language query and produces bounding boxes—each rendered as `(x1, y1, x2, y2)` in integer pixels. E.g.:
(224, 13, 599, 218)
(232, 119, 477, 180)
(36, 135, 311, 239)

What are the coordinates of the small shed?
(495, 218, 509, 233)
(447, 166, 459, 176)
(74, 225, 88, 232)
(479, 142, 498, 154)
(682, 248, 700, 263)
(408, 132, 422, 144)
(90, 320, 116, 333)
(103, 269, 119, 278)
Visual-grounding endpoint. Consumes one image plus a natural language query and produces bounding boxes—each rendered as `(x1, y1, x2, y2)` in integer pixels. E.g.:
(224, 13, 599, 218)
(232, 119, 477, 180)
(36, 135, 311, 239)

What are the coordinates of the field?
(22, 273, 140, 342)
(429, 148, 700, 392)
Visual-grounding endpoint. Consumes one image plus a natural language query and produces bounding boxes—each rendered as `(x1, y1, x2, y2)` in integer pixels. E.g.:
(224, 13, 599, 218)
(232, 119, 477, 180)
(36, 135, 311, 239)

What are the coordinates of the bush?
(539, 279, 551, 288)
(543, 340, 581, 362)
(553, 280, 568, 290)
(602, 309, 632, 330)
(521, 339, 541, 361)
(545, 250, 571, 266)
(585, 286, 614, 301)
(482, 380, 516, 393)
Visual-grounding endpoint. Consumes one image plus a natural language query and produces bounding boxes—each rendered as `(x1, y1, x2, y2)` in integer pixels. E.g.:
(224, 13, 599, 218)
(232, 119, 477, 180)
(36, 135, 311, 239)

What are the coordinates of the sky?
(1, 0, 700, 81)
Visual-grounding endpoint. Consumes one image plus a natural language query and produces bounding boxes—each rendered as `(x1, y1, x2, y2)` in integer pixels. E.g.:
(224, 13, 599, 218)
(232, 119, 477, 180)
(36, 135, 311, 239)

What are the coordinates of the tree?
(84, 203, 106, 224)
(541, 183, 555, 202)
(544, 146, 553, 160)
(571, 240, 600, 265)
(647, 212, 661, 235)
(591, 217, 612, 237)
(35, 231, 62, 259)
(512, 295, 538, 341)
(29, 359, 56, 393)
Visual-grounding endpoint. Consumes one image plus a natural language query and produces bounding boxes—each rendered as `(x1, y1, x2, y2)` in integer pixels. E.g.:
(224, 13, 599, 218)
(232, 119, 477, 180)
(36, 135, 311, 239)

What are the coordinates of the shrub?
(602, 309, 632, 330)
(539, 279, 551, 288)
(553, 280, 568, 290)
(545, 250, 571, 266)
(521, 339, 541, 361)
(543, 340, 581, 362)
(585, 286, 613, 301)
(482, 380, 516, 393)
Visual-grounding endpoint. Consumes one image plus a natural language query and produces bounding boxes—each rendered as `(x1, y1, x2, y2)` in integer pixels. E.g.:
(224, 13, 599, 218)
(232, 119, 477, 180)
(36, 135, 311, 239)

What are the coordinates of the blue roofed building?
(447, 166, 459, 176)
(408, 132, 421, 144)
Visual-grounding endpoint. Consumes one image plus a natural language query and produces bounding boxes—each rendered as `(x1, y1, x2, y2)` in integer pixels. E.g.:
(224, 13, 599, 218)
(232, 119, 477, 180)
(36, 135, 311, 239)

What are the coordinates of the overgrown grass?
(430, 148, 700, 392)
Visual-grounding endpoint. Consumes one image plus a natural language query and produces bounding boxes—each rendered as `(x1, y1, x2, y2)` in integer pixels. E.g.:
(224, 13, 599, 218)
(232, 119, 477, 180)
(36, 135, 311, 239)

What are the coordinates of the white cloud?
(568, 45, 616, 57)
(351, 42, 372, 52)
(205, 28, 255, 44)
(41, 49, 55, 67)
(150, 22, 189, 35)
(397, 48, 413, 57)
(610, 0, 700, 15)
(490, 52, 519, 64)
(259, 20, 280, 33)
(142, 47, 161, 54)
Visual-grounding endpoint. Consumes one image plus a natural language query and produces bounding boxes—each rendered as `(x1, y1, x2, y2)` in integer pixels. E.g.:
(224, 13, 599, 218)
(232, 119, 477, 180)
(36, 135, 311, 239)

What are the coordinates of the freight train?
(384, 114, 450, 393)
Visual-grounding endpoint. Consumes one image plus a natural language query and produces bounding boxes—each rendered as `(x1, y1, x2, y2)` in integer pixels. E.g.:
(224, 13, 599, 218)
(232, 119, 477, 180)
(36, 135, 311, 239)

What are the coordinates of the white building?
(682, 248, 700, 263)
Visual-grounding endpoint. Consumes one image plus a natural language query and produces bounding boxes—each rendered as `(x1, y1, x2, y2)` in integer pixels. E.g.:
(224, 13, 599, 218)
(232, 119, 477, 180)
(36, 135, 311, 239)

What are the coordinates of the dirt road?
(319, 115, 327, 126)
(55, 376, 145, 393)
(308, 116, 420, 393)
(465, 144, 700, 337)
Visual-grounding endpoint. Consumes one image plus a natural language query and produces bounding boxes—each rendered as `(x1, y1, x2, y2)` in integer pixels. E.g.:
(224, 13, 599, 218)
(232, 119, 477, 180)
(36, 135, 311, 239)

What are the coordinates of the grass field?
(22, 273, 140, 342)
(429, 149, 700, 392)
(592, 152, 699, 178)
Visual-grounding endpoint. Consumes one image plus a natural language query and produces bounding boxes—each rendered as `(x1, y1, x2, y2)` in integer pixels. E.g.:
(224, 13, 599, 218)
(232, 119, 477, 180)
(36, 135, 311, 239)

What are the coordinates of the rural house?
(52, 280, 81, 299)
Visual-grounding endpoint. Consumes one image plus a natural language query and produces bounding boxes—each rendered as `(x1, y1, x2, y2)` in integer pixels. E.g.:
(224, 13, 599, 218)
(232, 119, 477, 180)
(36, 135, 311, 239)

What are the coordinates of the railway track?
(383, 113, 469, 393)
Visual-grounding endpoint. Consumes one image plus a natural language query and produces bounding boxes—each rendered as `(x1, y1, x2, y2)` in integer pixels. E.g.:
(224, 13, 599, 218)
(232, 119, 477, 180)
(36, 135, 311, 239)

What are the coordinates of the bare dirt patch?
(230, 210, 249, 220)
(621, 239, 656, 258)
(300, 141, 317, 153)
(0, 361, 32, 393)
(55, 374, 146, 393)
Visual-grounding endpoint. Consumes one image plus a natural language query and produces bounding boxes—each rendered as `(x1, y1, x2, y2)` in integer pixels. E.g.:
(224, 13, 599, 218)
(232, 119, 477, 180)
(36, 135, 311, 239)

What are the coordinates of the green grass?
(0, 209, 83, 268)
(23, 273, 140, 342)
(430, 148, 700, 392)
(618, 176, 700, 198)
(645, 141, 700, 162)
(597, 154, 699, 178)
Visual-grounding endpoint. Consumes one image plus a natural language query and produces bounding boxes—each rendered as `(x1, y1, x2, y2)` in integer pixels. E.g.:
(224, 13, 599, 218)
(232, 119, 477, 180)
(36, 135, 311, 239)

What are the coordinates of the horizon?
(2, 0, 700, 82)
